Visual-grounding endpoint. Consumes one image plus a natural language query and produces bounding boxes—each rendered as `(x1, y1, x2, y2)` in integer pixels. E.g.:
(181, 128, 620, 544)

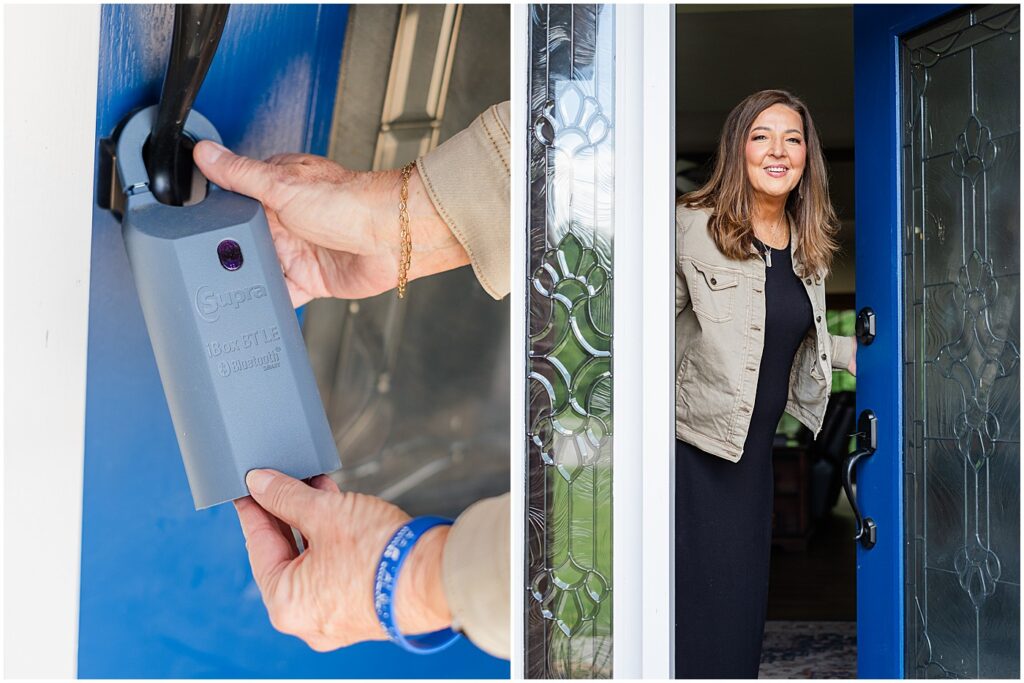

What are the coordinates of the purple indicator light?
(217, 239, 243, 271)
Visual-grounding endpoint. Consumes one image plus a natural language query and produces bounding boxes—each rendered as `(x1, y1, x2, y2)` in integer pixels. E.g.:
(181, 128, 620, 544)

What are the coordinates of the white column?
(3, 4, 100, 678)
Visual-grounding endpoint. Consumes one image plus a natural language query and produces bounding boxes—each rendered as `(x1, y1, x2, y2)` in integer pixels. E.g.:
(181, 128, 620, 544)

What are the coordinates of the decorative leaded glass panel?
(901, 6, 1020, 678)
(526, 4, 615, 678)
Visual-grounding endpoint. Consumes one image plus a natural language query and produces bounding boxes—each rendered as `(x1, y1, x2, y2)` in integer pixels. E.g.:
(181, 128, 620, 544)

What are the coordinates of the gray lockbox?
(116, 105, 340, 509)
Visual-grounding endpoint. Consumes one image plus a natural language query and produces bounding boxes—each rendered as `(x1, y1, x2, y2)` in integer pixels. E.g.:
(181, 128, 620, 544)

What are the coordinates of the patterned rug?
(759, 620, 857, 679)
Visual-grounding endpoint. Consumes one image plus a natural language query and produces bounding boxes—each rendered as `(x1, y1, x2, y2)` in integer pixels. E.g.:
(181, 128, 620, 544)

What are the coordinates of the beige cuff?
(441, 492, 510, 659)
(830, 333, 856, 374)
(417, 102, 510, 300)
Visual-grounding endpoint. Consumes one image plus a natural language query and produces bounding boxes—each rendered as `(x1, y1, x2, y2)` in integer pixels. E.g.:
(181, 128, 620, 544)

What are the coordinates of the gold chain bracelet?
(397, 161, 415, 299)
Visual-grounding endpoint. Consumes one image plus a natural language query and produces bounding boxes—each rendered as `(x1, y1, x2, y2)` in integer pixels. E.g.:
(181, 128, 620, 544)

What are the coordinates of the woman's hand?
(234, 470, 452, 651)
(193, 141, 470, 306)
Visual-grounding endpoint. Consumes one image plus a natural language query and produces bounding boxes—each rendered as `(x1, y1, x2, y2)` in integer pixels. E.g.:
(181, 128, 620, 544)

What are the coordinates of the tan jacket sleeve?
(675, 266, 690, 318)
(828, 333, 856, 375)
(421, 104, 511, 657)
(675, 207, 692, 317)
(441, 493, 510, 659)
(417, 102, 510, 300)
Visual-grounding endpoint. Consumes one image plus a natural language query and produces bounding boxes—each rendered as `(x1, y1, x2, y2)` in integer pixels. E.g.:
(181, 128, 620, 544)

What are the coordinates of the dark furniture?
(771, 391, 857, 550)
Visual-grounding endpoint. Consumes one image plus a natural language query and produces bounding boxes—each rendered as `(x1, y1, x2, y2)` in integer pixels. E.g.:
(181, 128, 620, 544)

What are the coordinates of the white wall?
(3, 4, 100, 677)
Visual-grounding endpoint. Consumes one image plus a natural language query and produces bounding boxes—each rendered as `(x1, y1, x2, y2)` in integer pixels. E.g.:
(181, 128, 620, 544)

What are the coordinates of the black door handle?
(856, 307, 876, 346)
(842, 410, 877, 549)
(147, 4, 230, 206)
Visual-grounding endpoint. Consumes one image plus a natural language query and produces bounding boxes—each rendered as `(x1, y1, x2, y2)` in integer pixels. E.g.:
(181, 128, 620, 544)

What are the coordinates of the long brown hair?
(679, 89, 839, 276)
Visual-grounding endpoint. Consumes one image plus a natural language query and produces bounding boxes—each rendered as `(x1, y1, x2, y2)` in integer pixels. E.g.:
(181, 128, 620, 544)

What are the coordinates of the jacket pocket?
(810, 358, 825, 380)
(688, 259, 739, 323)
(790, 337, 830, 433)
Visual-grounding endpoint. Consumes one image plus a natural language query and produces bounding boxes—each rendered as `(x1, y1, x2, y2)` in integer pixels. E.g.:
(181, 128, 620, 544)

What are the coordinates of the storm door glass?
(901, 6, 1020, 678)
(302, 5, 511, 520)
(525, 4, 615, 678)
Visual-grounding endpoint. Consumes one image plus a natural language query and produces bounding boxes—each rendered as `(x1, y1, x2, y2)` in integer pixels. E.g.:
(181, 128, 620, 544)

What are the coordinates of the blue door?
(82, 4, 507, 677)
(854, 4, 1020, 678)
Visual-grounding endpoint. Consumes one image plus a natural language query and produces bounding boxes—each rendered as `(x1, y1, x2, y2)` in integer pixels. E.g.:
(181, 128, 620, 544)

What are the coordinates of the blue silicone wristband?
(373, 515, 461, 655)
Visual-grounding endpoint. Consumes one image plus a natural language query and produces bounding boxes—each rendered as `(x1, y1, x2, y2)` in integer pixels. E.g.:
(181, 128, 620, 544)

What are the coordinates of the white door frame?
(509, 5, 528, 678)
(638, 5, 676, 678)
(4, 4, 101, 678)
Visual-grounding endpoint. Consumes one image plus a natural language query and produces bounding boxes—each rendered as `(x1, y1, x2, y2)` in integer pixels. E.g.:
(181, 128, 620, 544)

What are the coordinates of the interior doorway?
(676, 5, 858, 677)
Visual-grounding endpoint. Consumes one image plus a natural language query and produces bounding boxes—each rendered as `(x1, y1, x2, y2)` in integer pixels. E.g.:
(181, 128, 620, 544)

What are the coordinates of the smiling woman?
(673, 89, 856, 678)
(680, 90, 841, 276)
(745, 105, 808, 224)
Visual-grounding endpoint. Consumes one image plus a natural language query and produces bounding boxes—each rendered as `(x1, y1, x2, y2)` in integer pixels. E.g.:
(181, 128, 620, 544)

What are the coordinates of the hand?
(849, 337, 857, 376)
(234, 469, 452, 651)
(193, 141, 470, 306)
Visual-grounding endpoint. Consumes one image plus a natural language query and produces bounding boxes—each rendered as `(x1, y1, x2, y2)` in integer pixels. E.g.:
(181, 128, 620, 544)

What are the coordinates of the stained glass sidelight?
(526, 4, 615, 678)
(901, 6, 1020, 678)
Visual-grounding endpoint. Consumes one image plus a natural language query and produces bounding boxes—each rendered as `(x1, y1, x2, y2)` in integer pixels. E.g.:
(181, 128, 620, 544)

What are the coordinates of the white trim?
(2, 4, 100, 678)
(509, 4, 529, 679)
(640, 5, 676, 679)
(612, 4, 644, 678)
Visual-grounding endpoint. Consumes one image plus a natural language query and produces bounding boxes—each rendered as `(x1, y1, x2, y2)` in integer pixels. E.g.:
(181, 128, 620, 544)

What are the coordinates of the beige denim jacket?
(675, 204, 855, 462)
(416, 102, 511, 659)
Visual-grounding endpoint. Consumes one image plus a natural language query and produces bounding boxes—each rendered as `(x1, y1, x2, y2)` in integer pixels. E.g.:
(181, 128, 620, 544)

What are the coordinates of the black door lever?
(842, 410, 878, 549)
(147, 4, 230, 206)
(856, 307, 876, 346)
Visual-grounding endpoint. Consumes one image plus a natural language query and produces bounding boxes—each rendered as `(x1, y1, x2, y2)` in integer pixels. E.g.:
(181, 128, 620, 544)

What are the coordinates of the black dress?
(674, 240, 813, 679)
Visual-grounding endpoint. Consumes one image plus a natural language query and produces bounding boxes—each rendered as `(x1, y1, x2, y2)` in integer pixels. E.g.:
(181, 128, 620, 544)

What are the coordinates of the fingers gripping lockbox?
(115, 105, 340, 509)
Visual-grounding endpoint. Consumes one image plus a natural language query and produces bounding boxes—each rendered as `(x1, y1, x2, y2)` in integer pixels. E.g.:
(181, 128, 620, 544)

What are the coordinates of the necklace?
(756, 214, 786, 268)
